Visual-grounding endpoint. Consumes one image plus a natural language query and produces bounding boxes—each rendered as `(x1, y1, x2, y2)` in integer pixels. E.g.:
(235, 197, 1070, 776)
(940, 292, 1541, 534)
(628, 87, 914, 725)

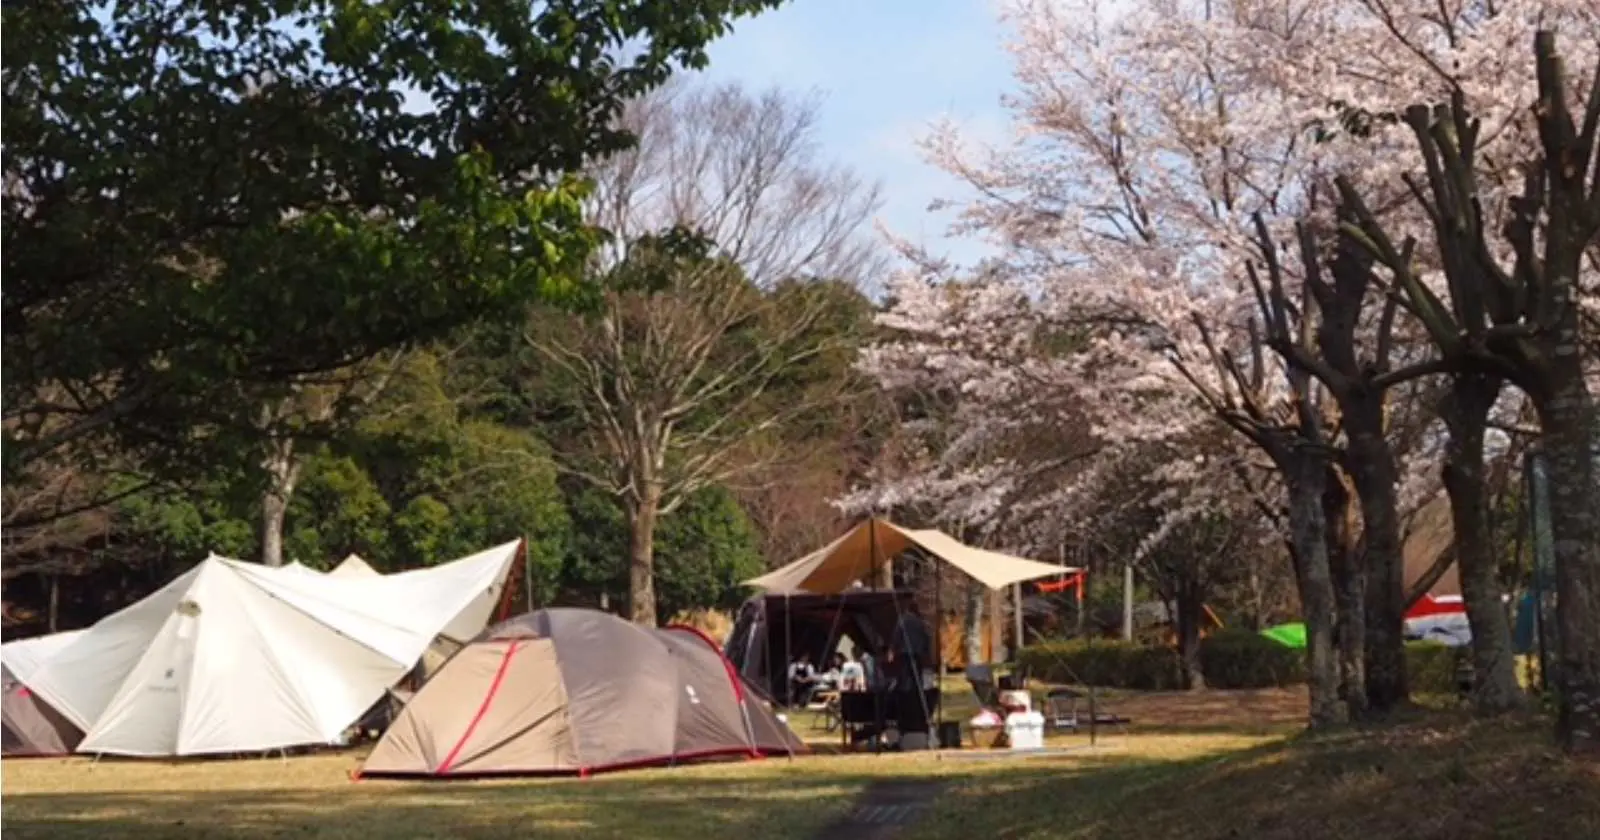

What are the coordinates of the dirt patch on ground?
(1097, 687, 1308, 732)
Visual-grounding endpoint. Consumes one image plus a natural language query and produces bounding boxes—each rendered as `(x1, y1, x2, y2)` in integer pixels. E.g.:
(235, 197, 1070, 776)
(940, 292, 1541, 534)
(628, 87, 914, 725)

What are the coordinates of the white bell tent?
(17, 541, 520, 757)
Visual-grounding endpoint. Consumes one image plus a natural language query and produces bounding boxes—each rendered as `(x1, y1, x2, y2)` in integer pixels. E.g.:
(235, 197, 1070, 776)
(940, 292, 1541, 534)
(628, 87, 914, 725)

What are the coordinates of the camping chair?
(838, 691, 882, 751)
(1044, 688, 1082, 731)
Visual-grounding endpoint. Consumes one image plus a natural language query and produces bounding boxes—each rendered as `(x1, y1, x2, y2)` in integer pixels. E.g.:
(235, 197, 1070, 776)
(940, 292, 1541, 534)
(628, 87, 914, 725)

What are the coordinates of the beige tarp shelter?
(743, 518, 1078, 594)
(360, 608, 804, 778)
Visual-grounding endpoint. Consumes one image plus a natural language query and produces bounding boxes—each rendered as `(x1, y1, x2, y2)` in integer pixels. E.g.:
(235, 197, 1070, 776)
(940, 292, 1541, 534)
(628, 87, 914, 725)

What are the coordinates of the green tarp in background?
(1261, 622, 1306, 649)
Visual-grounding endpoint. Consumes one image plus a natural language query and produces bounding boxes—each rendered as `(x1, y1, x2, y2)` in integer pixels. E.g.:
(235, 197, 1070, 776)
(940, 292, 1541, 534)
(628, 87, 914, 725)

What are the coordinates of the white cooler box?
(1005, 711, 1045, 750)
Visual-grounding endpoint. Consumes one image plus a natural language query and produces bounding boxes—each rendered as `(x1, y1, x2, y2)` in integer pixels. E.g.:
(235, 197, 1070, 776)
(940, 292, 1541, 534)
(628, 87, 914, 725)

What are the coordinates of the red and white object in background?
(1404, 595, 1471, 647)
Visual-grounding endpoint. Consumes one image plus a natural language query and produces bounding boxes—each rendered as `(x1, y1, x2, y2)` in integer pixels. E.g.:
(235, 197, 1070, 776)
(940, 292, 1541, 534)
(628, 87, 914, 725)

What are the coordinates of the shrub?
(1406, 641, 1465, 696)
(1199, 627, 1307, 688)
(1016, 639, 1186, 690)
(668, 608, 735, 645)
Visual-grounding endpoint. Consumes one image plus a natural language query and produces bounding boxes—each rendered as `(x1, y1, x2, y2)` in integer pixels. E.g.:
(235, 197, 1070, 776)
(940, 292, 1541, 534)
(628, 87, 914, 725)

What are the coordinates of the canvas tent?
(16, 541, 520, 757)
(329, 554, 379, 578)
(743, 518, 1077, 595)
(361, 608, 805, 777)
(1, 631, 86, 756)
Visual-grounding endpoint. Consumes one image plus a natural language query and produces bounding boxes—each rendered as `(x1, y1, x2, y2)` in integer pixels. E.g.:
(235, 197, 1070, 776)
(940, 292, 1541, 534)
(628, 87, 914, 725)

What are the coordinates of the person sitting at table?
(787, 653, 818, 707)
(839, 652, 866, 691)
(861, 644, 887, 691)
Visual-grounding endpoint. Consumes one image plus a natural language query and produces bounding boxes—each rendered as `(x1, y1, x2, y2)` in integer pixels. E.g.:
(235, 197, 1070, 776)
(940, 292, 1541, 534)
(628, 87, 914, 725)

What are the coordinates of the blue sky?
(693, 0, 1016, 268)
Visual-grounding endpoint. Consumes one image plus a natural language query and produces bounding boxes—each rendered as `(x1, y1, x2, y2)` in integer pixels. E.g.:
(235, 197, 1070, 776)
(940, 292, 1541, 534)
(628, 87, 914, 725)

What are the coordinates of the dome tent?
(360, 608, 805, 778)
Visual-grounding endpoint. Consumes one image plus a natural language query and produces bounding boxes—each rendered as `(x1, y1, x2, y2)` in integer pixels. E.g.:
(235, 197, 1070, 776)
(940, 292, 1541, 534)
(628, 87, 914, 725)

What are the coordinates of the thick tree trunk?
(1344, 396, 1408, 713)
(627, 483, 663, 626)
(1440, 374, 1524, 714)
(1174, 567, 1206, 691)
(258, 437, 301, 568)
(1537, 374, 1600, 754)
(1323, 468, 1367, 720)
(1285, 454, 1346, 729)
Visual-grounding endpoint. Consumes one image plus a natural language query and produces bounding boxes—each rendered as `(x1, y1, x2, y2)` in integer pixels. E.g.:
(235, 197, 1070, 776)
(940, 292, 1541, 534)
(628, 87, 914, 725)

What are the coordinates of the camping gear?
(1404, 595, 1471, 647)
(1005, 710, 1045, 750)
(16, 541, 520, 757)
(1261, 623, 1307, 649)
(360, 608, 806, 777)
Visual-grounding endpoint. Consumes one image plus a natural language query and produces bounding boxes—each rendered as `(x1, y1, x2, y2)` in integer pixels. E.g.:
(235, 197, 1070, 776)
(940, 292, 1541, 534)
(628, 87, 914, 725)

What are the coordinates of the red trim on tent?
(436, 639, 523, 775)
(663, 623, 763, 759)
(663, 623, 745, 703)
(580, 746, 785, 776)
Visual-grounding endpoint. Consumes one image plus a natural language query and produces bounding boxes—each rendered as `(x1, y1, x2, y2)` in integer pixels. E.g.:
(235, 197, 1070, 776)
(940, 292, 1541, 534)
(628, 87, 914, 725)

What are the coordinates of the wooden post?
(1122, 565, 1135, 641)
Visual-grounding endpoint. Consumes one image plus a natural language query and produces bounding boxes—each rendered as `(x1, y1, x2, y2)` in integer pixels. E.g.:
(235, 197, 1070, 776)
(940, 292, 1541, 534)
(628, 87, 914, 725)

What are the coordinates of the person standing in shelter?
(889, 600, 933, 687)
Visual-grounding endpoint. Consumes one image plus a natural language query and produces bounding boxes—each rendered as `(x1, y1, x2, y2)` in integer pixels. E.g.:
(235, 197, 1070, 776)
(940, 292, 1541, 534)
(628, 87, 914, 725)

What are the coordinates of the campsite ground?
(4, 688, 1596, 840)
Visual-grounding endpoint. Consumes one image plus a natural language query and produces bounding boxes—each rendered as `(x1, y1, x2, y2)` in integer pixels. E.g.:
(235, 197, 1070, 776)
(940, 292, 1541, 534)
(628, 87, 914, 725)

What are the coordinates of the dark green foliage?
(1198, 628, 1307, 689)
(1406, 642, 1467, 697)
(1020, 635, 1468, 695)
(1016, 640, 1187, 691)
(560, 483, 763, 617)
(2, 0, 787, 493)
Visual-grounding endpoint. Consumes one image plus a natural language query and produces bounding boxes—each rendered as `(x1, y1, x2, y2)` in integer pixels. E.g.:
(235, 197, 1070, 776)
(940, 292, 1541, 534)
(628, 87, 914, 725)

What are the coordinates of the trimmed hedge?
(1199, 627, 1306, 688)
(1017, 631, 1465, 693)
(1406, 641, 1466, 696)
(1015, 639, 1185, 690)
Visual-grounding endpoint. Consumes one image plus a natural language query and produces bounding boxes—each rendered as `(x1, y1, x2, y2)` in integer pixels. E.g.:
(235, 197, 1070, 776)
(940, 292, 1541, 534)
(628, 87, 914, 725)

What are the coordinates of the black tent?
(724, 589, 912, 703)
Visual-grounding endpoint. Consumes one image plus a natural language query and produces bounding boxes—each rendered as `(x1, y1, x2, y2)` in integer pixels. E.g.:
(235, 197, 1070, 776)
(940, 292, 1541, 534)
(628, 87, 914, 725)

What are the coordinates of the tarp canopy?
(743, 518, 1077, 594)
(16, 541, 520, 757)
(1261, 623, 1306, 649)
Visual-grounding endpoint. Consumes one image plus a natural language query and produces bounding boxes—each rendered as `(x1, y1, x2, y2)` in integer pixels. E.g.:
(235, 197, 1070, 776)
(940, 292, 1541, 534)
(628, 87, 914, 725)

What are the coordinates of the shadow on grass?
(1, 769, 875, 840)
(915, 713, 1600, 840)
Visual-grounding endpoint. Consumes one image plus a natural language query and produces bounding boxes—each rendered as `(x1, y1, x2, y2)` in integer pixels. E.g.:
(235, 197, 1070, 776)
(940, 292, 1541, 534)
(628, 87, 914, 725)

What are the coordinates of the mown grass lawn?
(3, 689, 1594, 840)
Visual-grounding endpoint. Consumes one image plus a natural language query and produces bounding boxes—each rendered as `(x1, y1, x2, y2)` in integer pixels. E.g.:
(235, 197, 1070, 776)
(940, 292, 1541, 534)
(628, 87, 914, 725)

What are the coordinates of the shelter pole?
(1122, 565, 1135, 641)
(783, 593, 794, 707)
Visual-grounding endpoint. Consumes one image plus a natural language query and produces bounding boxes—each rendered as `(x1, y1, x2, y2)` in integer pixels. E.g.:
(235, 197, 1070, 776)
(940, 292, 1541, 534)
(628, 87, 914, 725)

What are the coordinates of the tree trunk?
(627, 482, 664, 626)
(964, 582, 985, 666)
(1285, 453, 1346, 729)
(48, 574, 59, 633)
(1344, 396, 1408, 713)
(258, 436, 301, 568)
(1440, 373, 1524, 715)
(1174, 566, 1206, 691)
(1323, 467, 1367, 720)
(1537, 373, 1600, 754)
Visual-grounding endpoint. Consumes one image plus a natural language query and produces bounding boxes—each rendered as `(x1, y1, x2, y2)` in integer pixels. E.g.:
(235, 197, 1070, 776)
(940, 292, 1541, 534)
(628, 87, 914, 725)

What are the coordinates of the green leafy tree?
(2, 0, 788, 523)
(559, 483, 763, 619)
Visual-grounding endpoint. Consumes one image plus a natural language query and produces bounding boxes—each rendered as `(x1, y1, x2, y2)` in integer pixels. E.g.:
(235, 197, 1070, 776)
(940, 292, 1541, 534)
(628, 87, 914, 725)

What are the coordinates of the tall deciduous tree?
(524, 83, 880, 624)
(1337, 32, 1599, 752)
(2, 0, 787, 515)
